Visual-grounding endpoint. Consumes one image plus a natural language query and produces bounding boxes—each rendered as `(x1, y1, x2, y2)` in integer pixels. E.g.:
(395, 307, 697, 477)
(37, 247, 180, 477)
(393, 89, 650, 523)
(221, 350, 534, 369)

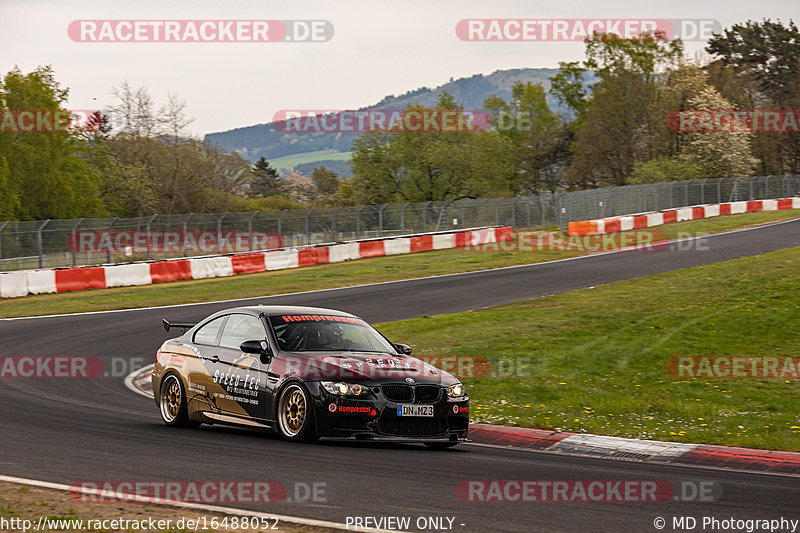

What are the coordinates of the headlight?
(320, 381, 369, 396)
(447, 382, 467, 399)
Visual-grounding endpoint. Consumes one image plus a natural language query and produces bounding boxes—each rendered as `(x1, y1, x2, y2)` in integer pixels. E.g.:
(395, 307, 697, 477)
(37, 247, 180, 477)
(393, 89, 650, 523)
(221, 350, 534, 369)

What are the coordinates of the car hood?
(271, 351, 459, 385)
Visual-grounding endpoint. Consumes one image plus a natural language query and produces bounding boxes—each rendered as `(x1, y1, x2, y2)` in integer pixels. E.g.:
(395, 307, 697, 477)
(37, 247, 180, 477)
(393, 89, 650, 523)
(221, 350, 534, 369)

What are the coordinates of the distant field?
(270, 150, 352, 169)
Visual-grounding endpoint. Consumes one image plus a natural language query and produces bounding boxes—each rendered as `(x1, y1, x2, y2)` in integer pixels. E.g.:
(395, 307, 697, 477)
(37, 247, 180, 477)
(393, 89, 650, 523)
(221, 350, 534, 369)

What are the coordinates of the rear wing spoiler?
(162, 319, 195, 332)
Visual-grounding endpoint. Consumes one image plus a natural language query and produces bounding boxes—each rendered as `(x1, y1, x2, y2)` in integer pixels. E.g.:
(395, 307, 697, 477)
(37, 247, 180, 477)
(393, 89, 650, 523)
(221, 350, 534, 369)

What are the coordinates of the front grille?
(378, 416, 447, 436)
(382, 385, 413, 402)
(414, 385, 441, 403)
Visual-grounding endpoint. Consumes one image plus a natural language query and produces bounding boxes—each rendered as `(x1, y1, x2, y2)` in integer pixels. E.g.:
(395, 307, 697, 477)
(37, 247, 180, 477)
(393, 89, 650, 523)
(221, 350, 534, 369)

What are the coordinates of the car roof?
(220, 305, 360, 319)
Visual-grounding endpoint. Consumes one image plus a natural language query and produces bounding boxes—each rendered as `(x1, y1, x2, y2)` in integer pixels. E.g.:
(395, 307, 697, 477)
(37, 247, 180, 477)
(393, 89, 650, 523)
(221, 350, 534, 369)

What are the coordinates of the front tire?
(159, 373, 199, 428)
(277, 383, 317, 442)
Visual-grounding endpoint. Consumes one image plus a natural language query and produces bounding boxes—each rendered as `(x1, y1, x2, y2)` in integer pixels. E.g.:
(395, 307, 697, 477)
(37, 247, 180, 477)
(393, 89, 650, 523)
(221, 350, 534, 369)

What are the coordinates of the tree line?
(0, 19, 797, 221)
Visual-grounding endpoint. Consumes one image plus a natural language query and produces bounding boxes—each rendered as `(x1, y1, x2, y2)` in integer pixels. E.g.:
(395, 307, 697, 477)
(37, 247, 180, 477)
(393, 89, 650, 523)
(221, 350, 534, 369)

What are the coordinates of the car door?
(215, 313, 273, 424)
(185, 314, 239, 416)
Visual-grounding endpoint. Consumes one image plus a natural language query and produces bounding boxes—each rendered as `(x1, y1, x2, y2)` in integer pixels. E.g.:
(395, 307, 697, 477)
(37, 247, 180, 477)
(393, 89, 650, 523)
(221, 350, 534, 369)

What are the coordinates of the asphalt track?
(1, 219, 800, 532)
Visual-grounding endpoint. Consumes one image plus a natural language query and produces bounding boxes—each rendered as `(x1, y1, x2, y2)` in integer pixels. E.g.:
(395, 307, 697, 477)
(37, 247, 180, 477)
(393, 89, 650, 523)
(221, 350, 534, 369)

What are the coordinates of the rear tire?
(277, 383, 317, 442)
(159, 373, 199, 428)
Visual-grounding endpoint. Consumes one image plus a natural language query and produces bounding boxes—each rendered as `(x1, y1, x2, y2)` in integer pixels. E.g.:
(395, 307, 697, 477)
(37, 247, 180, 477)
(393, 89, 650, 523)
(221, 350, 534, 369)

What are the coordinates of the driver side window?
(219, 314, 267, 350)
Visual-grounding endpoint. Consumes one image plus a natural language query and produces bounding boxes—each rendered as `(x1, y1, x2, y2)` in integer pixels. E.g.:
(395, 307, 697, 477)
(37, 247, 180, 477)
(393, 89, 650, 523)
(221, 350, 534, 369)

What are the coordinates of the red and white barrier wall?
(568, 197, 800, 236)
(0, 227, 512, 299)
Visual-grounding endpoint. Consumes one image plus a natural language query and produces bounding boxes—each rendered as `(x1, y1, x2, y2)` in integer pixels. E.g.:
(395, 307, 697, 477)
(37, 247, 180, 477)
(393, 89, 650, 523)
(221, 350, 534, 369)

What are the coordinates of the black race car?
(153, 305, 469, 448)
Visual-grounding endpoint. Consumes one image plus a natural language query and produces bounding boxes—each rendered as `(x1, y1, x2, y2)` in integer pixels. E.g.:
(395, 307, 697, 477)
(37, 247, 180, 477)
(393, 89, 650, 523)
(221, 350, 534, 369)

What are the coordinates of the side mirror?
(240, 340, 273, 363)
(394, 343, 413, 355)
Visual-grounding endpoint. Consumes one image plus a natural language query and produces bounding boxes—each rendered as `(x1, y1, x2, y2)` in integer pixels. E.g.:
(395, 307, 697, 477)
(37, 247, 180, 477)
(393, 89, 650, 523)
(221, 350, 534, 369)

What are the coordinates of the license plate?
(397, 404, 434, 417)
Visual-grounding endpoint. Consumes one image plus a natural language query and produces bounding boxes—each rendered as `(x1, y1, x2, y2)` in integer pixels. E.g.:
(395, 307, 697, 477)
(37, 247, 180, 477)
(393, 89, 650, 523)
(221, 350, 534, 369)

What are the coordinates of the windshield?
(269, 314, 397, 353)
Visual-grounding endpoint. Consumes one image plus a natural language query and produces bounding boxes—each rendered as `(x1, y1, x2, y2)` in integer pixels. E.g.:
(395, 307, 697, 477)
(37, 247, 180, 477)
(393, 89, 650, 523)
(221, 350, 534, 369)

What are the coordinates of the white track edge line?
(3, 216, 799, 322)
(0, 474, 403, 533)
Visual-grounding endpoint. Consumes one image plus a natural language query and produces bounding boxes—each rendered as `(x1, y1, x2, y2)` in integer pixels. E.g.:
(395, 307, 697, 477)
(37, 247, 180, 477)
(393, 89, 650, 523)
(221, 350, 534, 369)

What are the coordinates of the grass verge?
(0, 210, 797, 320)
(376, 245, 800, 451)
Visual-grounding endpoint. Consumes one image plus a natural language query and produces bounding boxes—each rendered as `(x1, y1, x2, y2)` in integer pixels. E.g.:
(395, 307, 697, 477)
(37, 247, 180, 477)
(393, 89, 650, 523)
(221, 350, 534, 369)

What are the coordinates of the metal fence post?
(145, 214, 157, 260)
(248, 211, 258, 251)
(37, 219, 50, 268)
(277, 209, 288, 240)
(525, 196, 531, 228)
(378, 204, 387, 237)
(182, 213, 194, 257)
(305, 209, 313, 244)
(331, 207, 340, 241)
(105, 218, 117, 264)
(494, 199, 500, 226)
(216, 212, 228, 254)
(400, 202, 409, 234)
(70, 218, 84, 267)
(422, 202, 433, 233)
(0, 221, 7, 271)
(355, 206, 365, 238)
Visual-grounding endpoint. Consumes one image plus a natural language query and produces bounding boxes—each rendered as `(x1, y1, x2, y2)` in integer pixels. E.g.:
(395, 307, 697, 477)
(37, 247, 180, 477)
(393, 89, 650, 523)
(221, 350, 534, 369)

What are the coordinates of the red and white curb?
(124, 364, 154, 399)
(129, 366, 800, 476)
(469, 424, 800, 475)
(569, 197, 800, 236)
(0, 475, 397, 533)
(0, 226, 512, 299)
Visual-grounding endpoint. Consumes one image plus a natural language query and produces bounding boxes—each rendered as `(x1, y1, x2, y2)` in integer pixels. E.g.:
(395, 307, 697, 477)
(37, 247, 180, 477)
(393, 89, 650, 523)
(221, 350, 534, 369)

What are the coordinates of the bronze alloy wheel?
(160, 374, 182, 424)
(277, 383, 316, 441)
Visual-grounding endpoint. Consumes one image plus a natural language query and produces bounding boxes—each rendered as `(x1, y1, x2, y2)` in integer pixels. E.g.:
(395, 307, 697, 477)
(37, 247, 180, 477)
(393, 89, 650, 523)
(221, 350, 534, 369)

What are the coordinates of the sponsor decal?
(281, 314, 361, 324)
(328, 403, 338, 413)
(336, 404, 377, 416)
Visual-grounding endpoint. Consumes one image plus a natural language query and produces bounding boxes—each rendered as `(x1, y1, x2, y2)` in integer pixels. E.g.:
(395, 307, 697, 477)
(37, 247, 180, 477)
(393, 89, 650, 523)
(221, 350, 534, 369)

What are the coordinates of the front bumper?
(312, 383, 469, 442)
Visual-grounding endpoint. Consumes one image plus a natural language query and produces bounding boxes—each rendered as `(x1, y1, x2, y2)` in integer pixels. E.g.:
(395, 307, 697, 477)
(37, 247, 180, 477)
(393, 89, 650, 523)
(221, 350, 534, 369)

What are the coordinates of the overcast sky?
(1, 0, 796, 136)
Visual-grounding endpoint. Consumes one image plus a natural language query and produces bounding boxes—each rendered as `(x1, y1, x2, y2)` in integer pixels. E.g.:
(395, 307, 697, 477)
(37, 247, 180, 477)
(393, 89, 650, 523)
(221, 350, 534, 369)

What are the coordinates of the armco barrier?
(568, 197, 800, 236)
(0, 227, 511, 299)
